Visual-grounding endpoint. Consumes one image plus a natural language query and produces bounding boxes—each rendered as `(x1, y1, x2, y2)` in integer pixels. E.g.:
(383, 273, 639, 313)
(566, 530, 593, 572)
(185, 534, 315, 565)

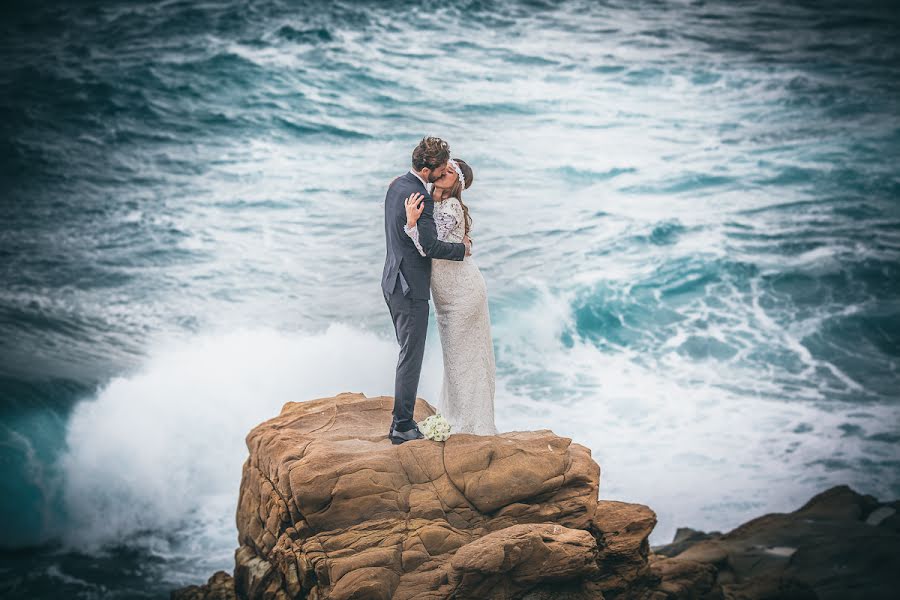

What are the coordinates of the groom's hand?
(405, 193, 425, 227)
(463, 235, 472, 256)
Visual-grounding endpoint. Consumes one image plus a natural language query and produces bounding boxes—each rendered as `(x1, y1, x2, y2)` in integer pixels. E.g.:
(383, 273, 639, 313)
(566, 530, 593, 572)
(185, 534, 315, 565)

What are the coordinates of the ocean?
(1, 0, 899, 597)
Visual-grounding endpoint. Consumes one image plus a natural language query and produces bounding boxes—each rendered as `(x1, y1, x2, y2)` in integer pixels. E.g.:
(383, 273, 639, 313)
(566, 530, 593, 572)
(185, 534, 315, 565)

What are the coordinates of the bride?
(403, 158, 498, 435)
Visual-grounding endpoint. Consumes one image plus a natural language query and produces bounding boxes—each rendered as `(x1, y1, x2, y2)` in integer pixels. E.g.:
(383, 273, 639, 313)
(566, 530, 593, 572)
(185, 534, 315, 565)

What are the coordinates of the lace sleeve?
(434, 200, 460, 241)
(404, 224, 427, 257)
(449, 198, 465, 231)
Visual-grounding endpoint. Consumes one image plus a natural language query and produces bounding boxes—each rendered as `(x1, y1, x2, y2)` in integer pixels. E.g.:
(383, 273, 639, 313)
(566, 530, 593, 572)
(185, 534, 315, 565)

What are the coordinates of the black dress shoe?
(389, 424, 425, 445)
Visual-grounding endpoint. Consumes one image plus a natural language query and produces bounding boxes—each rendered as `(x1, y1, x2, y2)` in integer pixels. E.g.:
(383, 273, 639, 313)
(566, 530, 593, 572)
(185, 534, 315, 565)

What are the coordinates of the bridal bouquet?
(419, 414, 452, 441)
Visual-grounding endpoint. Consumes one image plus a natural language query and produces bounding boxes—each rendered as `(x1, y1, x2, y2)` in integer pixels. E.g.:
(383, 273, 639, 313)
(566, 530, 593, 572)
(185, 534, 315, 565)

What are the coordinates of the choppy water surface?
(2, 1, 899, 597)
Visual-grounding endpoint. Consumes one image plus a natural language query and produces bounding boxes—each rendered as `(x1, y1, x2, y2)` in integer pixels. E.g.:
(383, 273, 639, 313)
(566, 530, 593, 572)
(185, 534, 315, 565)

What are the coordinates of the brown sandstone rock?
(647, 554, 719, 600)
(587, 501, 657, 598)
(234, 392, 604, 600)
(171, 570, 236, 600)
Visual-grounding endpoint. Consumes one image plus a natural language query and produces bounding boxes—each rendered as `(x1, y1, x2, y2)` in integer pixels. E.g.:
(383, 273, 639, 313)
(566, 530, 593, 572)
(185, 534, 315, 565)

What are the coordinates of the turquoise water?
(2, 0, 899, 597)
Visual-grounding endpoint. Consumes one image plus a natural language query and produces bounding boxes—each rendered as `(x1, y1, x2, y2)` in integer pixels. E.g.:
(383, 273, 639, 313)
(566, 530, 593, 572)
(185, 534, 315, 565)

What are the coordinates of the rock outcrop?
(230, 392, 636, 600)
(649, 485, 900, 599)
(172, 571, 236, 600)
(172, 393, 900, 600)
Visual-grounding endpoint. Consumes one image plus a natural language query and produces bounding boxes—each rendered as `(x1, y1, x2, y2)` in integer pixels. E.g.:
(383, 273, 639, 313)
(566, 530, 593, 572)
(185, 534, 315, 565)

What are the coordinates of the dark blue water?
(2, 0, 899, 597)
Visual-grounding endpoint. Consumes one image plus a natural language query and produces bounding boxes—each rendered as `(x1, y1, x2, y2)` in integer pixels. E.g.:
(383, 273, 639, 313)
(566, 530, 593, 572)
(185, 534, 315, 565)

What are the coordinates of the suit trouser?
(384, 277, 429, 430)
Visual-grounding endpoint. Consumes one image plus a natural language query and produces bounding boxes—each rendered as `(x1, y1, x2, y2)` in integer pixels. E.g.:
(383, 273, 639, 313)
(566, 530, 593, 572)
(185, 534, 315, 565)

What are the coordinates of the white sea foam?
(57, 301, 889, 552)
(490, 284, 900, 544)
(58, 323, 441, 555)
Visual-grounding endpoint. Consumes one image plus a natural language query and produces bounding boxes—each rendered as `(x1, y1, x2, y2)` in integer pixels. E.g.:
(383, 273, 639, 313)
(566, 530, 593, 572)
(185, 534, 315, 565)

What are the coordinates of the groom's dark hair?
(412, 136, 450, 171)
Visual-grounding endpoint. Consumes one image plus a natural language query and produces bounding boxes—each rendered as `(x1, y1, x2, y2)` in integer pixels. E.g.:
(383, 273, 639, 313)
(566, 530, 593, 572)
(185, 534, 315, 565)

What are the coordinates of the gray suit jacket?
(382, 172, 466, 300)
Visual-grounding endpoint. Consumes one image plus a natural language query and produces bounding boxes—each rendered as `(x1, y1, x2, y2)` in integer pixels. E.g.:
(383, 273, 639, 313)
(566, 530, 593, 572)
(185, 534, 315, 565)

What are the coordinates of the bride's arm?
(403, 196, 463, 258)
(445, 198, 472, 254)
(411, 196, 466, 261)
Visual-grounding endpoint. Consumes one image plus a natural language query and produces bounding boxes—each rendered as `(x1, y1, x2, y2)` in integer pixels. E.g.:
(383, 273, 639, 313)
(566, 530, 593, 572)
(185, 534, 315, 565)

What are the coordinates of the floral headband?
(448, 158, 466, 189)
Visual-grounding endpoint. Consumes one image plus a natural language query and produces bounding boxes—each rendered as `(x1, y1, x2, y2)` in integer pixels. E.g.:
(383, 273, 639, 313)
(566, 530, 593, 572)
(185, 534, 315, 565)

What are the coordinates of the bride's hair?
(447, 159, 474, 236)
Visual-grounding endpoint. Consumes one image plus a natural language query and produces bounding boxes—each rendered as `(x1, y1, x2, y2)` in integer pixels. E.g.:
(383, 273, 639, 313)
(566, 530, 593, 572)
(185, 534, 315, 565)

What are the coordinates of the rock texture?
(171, 571, 236, 600)
(232, 392, 623, 600)
(172, 393, 900, 600)
(649, 485, 900, 600)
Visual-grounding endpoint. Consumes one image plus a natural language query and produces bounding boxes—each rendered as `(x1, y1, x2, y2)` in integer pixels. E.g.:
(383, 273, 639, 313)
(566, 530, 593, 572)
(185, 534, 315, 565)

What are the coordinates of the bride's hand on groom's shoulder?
(405, 193, 424, 228)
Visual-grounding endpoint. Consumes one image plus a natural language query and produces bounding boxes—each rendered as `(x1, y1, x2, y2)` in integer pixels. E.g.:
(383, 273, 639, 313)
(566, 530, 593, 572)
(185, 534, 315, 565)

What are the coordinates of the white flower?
(419, 414, 452, 441)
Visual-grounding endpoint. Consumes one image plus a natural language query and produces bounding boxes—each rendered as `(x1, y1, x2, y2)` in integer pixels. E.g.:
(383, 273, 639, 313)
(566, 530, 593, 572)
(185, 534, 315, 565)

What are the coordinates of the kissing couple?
(381, 136, 498, 445)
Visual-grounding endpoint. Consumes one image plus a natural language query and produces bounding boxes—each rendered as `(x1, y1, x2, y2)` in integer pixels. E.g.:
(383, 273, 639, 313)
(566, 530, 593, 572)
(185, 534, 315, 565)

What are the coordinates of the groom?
(382, 136, 471, 444)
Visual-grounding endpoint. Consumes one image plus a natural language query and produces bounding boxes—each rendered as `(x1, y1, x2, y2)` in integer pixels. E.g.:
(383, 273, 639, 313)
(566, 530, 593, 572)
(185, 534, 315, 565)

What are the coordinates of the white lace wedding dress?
(405, 196, 498, 435)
